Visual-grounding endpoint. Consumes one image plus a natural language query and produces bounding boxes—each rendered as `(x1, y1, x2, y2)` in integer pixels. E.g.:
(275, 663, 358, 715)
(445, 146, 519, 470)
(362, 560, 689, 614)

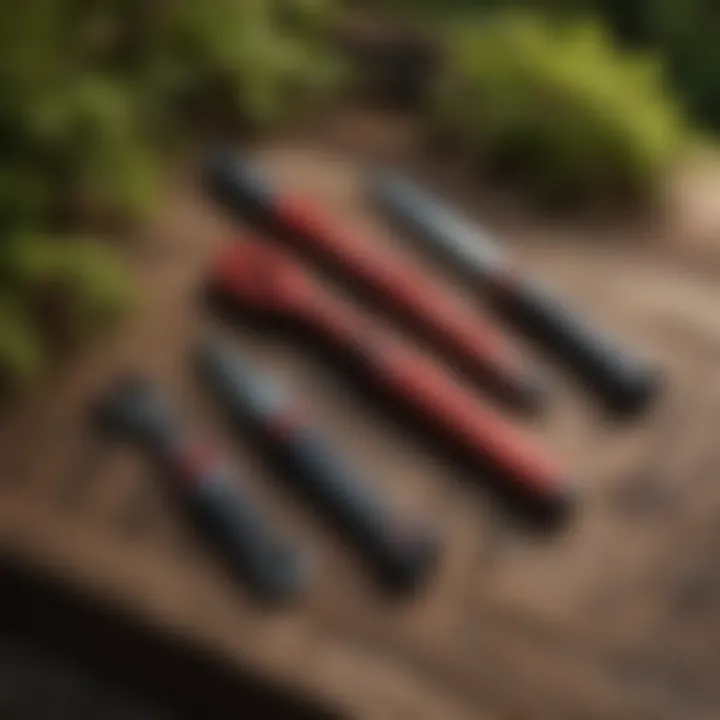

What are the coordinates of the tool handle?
(205, 149, 275, 223)
(183, 460, 309, 604)
(197, 341, 438, 591)
(272, 423, 439, 591)
(96, 376, 308, 603)
(276, 197, 543, 412)
(368, 170, 659, 416)
(203, 152, 543, 412)
(487, 273, 659, 416)
(305, 305, 572, 516)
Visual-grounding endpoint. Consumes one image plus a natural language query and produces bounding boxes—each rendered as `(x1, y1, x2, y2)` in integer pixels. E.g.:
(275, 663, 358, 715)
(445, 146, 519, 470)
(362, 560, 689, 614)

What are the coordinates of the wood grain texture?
(2, 130, 720, 719)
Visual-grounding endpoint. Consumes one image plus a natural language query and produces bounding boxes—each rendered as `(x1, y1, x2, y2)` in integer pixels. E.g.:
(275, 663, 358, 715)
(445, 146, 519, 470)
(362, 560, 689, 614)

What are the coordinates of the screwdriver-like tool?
(208, 241, 575, 519)
(204, 151, 545, 413)
(197, 340, 441, 592)
(94, 375, 310, 604)
(369, 170, 660, 416)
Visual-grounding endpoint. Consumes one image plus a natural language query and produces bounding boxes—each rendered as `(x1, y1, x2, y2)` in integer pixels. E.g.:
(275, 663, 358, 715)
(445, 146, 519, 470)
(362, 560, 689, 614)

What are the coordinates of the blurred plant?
(0, 0, 340, 392)
(432, 12, 689, 206)
(128, 0, 344, 132)
(611, 0, 720, 131)
(0, 235, 131, 388)
(0, 297, 45, 388)
(376, 0, 720, 132)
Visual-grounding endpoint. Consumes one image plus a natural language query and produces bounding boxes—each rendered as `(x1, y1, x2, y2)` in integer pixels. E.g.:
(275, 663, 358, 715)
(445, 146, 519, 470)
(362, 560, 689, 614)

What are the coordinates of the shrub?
(0, 297, 44, 388)
(134, 0, 344, 132)
(0, 0, 341, 391)
(432, 12, 689, 206)
(0, 235, 130, 388)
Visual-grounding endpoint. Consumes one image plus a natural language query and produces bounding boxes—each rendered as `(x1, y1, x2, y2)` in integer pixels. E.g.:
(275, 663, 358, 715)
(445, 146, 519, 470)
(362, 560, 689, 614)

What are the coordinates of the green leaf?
(0, 296, 45, 384)
(434, 11, 689, 206)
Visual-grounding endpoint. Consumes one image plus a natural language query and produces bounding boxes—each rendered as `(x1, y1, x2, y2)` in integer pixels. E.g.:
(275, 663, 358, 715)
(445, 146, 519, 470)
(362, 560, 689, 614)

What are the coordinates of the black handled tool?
(197, 340, 441, 593)
(94, 375, 310, 604)
(369, 170, 661, 416)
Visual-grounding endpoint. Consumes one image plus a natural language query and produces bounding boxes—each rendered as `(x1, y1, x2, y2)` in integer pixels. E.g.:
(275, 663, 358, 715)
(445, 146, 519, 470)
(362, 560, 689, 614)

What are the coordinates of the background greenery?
(1, 0, 717, 391)
(431, 12, 687, 206)
(377, 0, 720, 132)
(0, 0, 339, 390)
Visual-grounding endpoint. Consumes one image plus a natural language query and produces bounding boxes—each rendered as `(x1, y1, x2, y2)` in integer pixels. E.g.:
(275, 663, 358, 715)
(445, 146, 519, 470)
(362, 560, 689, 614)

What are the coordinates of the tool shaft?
(96, 377, 307, 603)
(204, 152, 542, 412)
(307, 303, 566, 505)
(370, 172, 659, 415)
(208, 242, 573, 518)
(198, 343, 439, 590)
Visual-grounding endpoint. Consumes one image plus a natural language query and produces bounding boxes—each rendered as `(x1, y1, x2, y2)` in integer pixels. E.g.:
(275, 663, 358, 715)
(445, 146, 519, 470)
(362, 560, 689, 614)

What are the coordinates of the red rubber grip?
(274, 196, 531, 401)
(207, 240, 566, 506)
(309, 305, 564, 500)
(167, 442, 224, 490)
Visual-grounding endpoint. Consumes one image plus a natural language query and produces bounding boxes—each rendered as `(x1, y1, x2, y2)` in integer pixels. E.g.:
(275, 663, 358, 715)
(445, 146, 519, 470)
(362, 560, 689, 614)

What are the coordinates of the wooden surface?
(2, 125, 720, 719)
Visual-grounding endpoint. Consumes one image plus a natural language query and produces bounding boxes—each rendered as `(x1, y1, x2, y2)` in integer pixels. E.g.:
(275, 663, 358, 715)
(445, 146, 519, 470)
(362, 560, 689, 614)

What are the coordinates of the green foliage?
(2, 233, 131, 330)
(0, 0, 340, 390)
(521, 0, 720, 130)
(0, 235, 130, 387)
(0, 297, 45, 387)
(433, 13, 689, 205)
(276, 0, 339, 31)
(0, 0, 341, 232)
(155, 0, 344, 130)
(25, 74, 159, 223)
(361, 0, 477, 20)
(38, 240, 132, 334)
(380, 0, 720, 132)
(624, 0, 720, 130)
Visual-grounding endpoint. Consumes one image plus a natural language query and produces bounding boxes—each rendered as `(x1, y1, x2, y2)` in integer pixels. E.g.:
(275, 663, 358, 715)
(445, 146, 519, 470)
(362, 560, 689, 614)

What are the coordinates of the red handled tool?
(204, 152, 545, 413)
(208, 241, 575, 518)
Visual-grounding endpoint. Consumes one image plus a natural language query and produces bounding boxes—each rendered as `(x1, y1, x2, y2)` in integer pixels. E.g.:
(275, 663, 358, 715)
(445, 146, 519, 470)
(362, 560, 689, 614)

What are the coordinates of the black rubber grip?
(188, 473, 309, 604)
(276, 428, 439, 592)
(204, 148, 276, 226)
(94, 374, 309, 604)
(369, 169, 661, 417)
(197, 340, 439, 592)
(488, 276, 660, 416)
